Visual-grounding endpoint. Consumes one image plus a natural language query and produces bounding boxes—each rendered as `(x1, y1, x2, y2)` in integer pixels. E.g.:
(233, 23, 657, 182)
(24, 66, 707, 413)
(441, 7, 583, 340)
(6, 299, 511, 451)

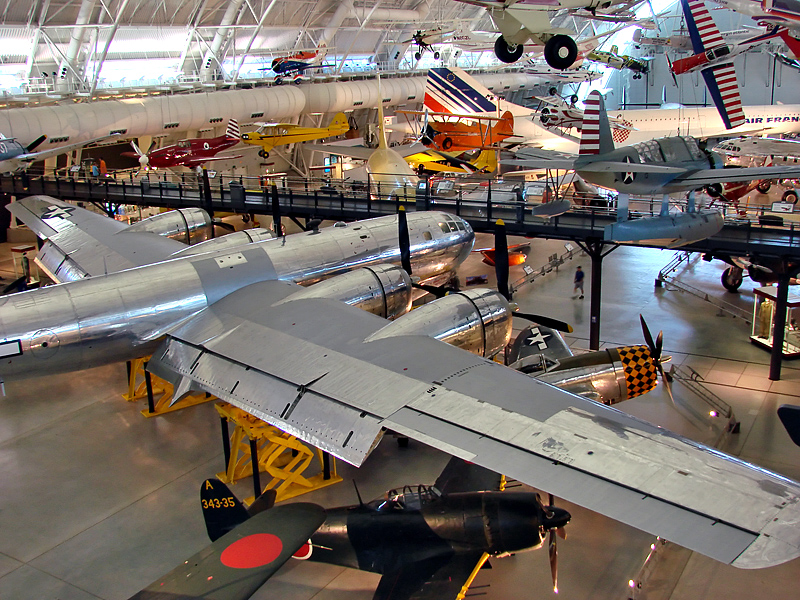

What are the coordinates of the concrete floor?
(0, 229, 799, 600)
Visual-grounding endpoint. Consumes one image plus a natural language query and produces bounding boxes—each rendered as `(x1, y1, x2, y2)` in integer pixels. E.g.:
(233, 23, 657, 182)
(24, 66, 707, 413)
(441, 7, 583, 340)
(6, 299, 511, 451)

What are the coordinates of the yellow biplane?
(241, 112, 350, 158)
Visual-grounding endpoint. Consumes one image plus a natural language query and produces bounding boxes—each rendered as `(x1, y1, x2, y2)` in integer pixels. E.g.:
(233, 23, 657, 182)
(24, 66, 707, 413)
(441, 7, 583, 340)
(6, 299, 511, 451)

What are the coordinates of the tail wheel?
(442, 137, 454, 150)
(544, 35, 578, 70)
(434, 51, 440, 60)
(721, 266, 744, 293)
(756, 180, 772, 193)
(414, 51, 422, 60)
(494, 36, 524, 63)
(782, 189, 798, 203)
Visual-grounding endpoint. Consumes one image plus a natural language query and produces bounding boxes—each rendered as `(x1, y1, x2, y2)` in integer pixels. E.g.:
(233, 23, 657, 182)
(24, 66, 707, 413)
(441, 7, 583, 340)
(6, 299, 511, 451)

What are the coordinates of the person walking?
(573, 266, 585, 299)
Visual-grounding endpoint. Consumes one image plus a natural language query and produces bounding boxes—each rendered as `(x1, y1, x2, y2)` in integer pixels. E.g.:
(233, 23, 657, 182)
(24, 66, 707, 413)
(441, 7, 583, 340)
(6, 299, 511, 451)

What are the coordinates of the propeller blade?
(655, 329, 663, 357)
(214, 220, 235, 232)
(549, 528, 559, 593)
(514, 311, 573, 334)
(271, 184, 282, 237)
(130, 140, 143, 156)
(556, 526, 567, 540)
(494, 219, 510, 301)
(26, 135, 47, 152)
(640, 315, 657, 359)
(398, 207, 412, 275)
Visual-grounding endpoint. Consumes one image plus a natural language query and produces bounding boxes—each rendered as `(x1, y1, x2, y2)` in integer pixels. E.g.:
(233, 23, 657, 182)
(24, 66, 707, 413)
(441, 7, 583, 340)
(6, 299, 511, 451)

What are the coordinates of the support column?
(575, 240, 619, 350)
(769, 274, 791, 381)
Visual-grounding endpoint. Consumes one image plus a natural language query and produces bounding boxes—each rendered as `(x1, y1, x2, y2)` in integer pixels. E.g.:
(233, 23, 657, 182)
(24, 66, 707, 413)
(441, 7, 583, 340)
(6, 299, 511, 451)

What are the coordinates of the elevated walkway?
(2, 173, 799, 260)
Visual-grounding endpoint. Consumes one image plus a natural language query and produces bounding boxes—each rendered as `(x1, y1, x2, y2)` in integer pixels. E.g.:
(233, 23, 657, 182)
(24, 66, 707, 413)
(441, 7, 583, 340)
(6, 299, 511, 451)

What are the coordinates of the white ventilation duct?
(0, 72, 541, 146)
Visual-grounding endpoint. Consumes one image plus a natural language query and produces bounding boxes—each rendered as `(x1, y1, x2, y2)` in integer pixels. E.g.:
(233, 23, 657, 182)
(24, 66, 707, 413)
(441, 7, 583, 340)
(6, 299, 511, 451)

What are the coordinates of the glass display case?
(751, 286, 800, 358)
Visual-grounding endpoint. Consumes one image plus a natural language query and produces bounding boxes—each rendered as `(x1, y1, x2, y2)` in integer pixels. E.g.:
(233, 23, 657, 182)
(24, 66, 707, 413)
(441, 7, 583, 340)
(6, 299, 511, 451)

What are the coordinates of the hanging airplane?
(0, 132, 118, 175)
(633, 25, 770, 51)
(423, 67, 800, 152)
(453, 0, 646, 69)
(402, 27, 454, 60)
(501, 91, 800, 245)
(404, 148, 499, 175)
(240, 113, 350, 158)
(268, 45, 332, 84)
(397, 109, 517, 152)
(123, 120, 242, 170)
(671, 0, 785, 129)
(132, 461, 569, 600)
(4, 195, 800, 572)
(586, 44, 651, 78)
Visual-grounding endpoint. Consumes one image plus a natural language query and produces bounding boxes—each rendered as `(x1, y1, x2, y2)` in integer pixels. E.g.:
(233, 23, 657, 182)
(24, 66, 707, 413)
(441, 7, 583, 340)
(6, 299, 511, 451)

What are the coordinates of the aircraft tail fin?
(329, 112, 349, 132)
(225, 119, 241, 140)
(579, 91, 614, 156)
(425, 67, 499, 115)
(200, 478, 251, 542)
(376, 73, 388, 150)
(474, 149, 498, 173)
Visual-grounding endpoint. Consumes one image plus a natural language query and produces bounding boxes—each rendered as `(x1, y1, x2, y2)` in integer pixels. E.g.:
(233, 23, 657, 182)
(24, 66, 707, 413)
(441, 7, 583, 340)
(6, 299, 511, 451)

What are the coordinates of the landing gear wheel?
(570, 94, 579, 105)
(721, 266, 743, 292)
(782, 189, 798, 203)
(494, 35, 524, 64)
(274, 78, 283, 85)
(705, 182, 723, 197)
(258, 149, 270, 159)
(544, 35, 578, 70)
(415, 51, 422, 60)
(756, 180, 772, 193)
(442, 137, 453, 150)
(434, 51, 440, 60)
(549, 86, 558, 96)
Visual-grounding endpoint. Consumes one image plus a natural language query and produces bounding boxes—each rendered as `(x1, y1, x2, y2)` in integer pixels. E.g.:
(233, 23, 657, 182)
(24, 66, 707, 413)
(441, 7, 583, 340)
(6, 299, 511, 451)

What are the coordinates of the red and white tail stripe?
(687, 0, 724, 49)
(579, 92, 602, 155)
(226, 119, 240, 139)
(711, 64, 745, 128)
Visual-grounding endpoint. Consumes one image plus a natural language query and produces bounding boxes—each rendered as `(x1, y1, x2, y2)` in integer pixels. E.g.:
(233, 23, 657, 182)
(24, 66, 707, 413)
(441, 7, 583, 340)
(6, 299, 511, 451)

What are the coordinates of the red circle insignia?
(220, 533, 283, 569)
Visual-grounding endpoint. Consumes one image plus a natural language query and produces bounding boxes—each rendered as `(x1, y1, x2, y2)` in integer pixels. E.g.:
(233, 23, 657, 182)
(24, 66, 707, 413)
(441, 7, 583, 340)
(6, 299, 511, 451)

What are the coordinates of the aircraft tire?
(757, 180, 772, 193)
(275, 78, 283, 85)
(721, 267, 743, 293)
(705, 183, 723, 197)
(442, 137, 454, 150)
(434, 51, 440, 60)
(570, 94, 579, 104)
(494, 36, 524, 63)
(782, 190, 798, 203)
(415, 51, 422, 60)
(544, 35, 578, 70)
(258, 149, 269, 159)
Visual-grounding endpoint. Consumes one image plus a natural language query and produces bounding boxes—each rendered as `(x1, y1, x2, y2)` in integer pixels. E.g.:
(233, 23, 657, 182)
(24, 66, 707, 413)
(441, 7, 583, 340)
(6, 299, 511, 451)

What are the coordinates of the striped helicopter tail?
(579, 91, 614, 156)
(225, 119, 241, 140)
(424, 67, 498, 115)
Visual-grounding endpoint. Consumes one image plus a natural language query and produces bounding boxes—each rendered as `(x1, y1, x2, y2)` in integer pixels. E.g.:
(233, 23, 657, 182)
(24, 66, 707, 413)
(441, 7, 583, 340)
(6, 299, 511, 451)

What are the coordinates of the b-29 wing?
(147, 278, 800, 571)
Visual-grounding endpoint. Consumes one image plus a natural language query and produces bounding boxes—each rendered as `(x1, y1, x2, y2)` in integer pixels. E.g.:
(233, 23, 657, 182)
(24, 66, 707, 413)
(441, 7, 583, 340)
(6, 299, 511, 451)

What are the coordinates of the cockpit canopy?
(631, 136, 706, 164)
(368, 484, 441, 512)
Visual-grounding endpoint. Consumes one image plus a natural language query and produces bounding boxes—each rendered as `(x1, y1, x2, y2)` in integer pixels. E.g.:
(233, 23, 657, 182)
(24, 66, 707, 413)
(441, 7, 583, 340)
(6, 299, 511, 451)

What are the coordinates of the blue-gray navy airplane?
(0, 133, 116, 174)
(1, 197, 800, 571)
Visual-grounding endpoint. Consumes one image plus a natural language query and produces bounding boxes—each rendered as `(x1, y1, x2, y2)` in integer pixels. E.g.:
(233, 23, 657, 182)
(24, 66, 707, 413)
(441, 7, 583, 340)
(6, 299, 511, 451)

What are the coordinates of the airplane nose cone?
(543, 507, 571, 531)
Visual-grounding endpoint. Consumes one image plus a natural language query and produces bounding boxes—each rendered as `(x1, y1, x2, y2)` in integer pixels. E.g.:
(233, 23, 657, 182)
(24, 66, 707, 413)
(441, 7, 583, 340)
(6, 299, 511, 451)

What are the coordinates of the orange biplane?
(397, 110, 516, 153)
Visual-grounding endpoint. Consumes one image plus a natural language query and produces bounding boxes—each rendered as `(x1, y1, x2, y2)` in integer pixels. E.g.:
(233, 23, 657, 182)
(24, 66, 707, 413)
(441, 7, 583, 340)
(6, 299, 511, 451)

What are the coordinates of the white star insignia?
(524, 327, 550, 351)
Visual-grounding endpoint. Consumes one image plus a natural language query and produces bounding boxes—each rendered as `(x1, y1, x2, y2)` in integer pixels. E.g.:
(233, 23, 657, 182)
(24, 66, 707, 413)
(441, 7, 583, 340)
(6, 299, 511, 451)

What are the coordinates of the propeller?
(493, 220, 573, 333)
(129, 140, 150, 169)
(665, 54, 679, 87)
(535, 492, 569, 594)
(639, 315, 674, 402)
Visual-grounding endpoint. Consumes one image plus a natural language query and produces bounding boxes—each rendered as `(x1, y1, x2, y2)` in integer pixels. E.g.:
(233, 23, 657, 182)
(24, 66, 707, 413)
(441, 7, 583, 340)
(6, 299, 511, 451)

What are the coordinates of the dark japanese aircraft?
(123, 119, 242, 170)
(3, 197, 800, 571)
(131, 459, 570, 600)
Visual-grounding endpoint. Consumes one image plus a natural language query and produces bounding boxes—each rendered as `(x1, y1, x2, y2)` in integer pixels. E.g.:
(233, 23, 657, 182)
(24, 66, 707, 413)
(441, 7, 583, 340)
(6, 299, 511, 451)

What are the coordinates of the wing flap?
(147, 280, 800, 570)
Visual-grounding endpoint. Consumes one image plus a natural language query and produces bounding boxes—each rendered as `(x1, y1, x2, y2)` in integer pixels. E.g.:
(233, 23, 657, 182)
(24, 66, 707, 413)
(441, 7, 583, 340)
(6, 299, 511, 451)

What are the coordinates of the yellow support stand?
(123, 357, 214, 417)
(215, 402, 342, 505)
(456, 552, 491, 600)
